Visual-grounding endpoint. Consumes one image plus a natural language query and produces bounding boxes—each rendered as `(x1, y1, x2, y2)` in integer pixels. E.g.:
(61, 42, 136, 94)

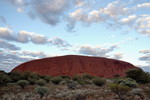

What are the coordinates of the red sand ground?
(12, 55, 137, 78)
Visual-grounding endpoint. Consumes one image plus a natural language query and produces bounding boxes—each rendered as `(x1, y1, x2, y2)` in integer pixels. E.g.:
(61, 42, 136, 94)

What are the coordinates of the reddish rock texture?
(12, 55, 137, 78)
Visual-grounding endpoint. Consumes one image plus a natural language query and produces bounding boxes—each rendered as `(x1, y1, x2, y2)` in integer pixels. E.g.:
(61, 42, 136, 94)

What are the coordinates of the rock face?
(12, 55, 137, 77)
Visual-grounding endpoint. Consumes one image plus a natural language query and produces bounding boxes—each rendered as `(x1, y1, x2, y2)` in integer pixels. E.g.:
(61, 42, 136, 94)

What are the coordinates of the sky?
(0, 0, 150, 72)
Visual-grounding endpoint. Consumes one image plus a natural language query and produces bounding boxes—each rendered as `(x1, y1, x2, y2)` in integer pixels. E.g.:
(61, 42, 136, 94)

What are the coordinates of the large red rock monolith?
(12, 55, 137, 78)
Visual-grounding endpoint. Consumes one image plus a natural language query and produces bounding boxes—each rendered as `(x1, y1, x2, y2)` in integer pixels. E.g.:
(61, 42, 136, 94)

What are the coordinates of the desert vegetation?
(0, 69, 150, 100)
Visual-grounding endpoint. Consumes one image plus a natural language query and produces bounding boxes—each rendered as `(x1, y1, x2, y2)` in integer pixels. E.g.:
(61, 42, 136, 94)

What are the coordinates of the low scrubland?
(0, 68, 150, 100)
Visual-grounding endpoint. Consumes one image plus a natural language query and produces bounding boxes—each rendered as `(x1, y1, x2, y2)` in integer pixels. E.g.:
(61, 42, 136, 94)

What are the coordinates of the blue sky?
(0, 0, 150, 72)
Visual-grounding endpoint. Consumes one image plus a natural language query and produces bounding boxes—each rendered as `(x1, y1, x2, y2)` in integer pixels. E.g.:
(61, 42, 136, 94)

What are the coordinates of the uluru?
(12, 55, 137, 78)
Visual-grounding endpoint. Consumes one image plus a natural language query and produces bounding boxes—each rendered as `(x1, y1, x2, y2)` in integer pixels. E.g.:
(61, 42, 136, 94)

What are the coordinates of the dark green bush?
(82, 73, 94, 80)
(23, 72, 40, 80)
(73, 74, 86, 85)
(51, 76, 63, 84)
(126, 68, 150, 84)
(115, 78, 138, 88)
(61, 75, 71, 79)
(0, 72, 12, 86)
(22, 72, 40, 84)
(73, 74, 95, 85)
(9, 71, 23, 82)
(35, 86, 50, 98)
(36, 79, 47, 86)
(41, 75, 51, 83)
(17, 80, 29, 89)
(92, 77, 106, 86)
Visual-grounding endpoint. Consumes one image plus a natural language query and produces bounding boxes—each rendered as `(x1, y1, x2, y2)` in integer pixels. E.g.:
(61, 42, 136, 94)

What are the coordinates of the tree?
(126, 68, 150, 84)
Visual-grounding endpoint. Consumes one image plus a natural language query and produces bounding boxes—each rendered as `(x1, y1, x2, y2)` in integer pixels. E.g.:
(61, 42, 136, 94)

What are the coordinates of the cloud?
(120, 15, 137, 25)
(139, 54, 150, 61)
(75, 0, 85, 7)
(139, 49, 150, 68)
(0, 40, 20, 50)
(5, 0, 26, 6)
(135, 16, 150, 35)
(0, 49, 33, 72)
(67, 1, 150, 37)
(100, 1, 129, 18)
(0, 27, 14, 41)
(28, 0, 71, 25)
(67, 8, 105, 31)
(0, 49, 49, 72)
(139, 50, 150, 54)
(118, 14, 150, 36)
(76, 44, 118, 57)
(67, 1, 130, 31)
(5, 0, 72, 25)
(136, 3, 150, 8)
(0, 27, 48, 44)
(0, 27, 70, 47)
(112, 53, 123, 60)
(3, 0, 150, 37)
(48, 37, 71, 47)
(22, 51, 48, 58)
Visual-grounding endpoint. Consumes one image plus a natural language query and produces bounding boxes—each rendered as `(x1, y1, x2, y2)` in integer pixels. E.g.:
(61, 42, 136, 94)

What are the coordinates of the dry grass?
(0, 81, 150, 100)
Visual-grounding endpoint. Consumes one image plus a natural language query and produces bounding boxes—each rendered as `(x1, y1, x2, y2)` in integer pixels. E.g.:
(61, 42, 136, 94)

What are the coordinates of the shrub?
(92, 77, 106, 86)
(126, 68, 150, 84)
(35, 86, 50, 98)
(110, 83, 131, 100)
(82, 73, 94, 80)
(22, 72, 40, 80)
(0, 72, 12, 86)
(9, 71, 23, 82)
(41, 75, 51, 83)
(51, 76, 63, 84)
(36, 79, 47, 86)
(61, 75, 71, 79)
(17, 80, 29, 89)
(73, 74, 86, 85)
(140, 72, 150, 84)
(115, 78, 138, 88)
(67, 80, 77, 89)
(22, 72, 40, 84)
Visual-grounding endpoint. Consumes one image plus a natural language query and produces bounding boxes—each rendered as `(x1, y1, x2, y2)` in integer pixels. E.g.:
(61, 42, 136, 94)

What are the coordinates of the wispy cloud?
(112, 53, 123, 60)
(0, 40, 20, 50)
(0, 27, 71, 47)
(136, 3, 150, 8)
(3, 0, 150, 37)
(48, 37, 71, 47)
(74, 44, 118, 57)
(0, 49, 50, 72)
(139, 49, 150, 68)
